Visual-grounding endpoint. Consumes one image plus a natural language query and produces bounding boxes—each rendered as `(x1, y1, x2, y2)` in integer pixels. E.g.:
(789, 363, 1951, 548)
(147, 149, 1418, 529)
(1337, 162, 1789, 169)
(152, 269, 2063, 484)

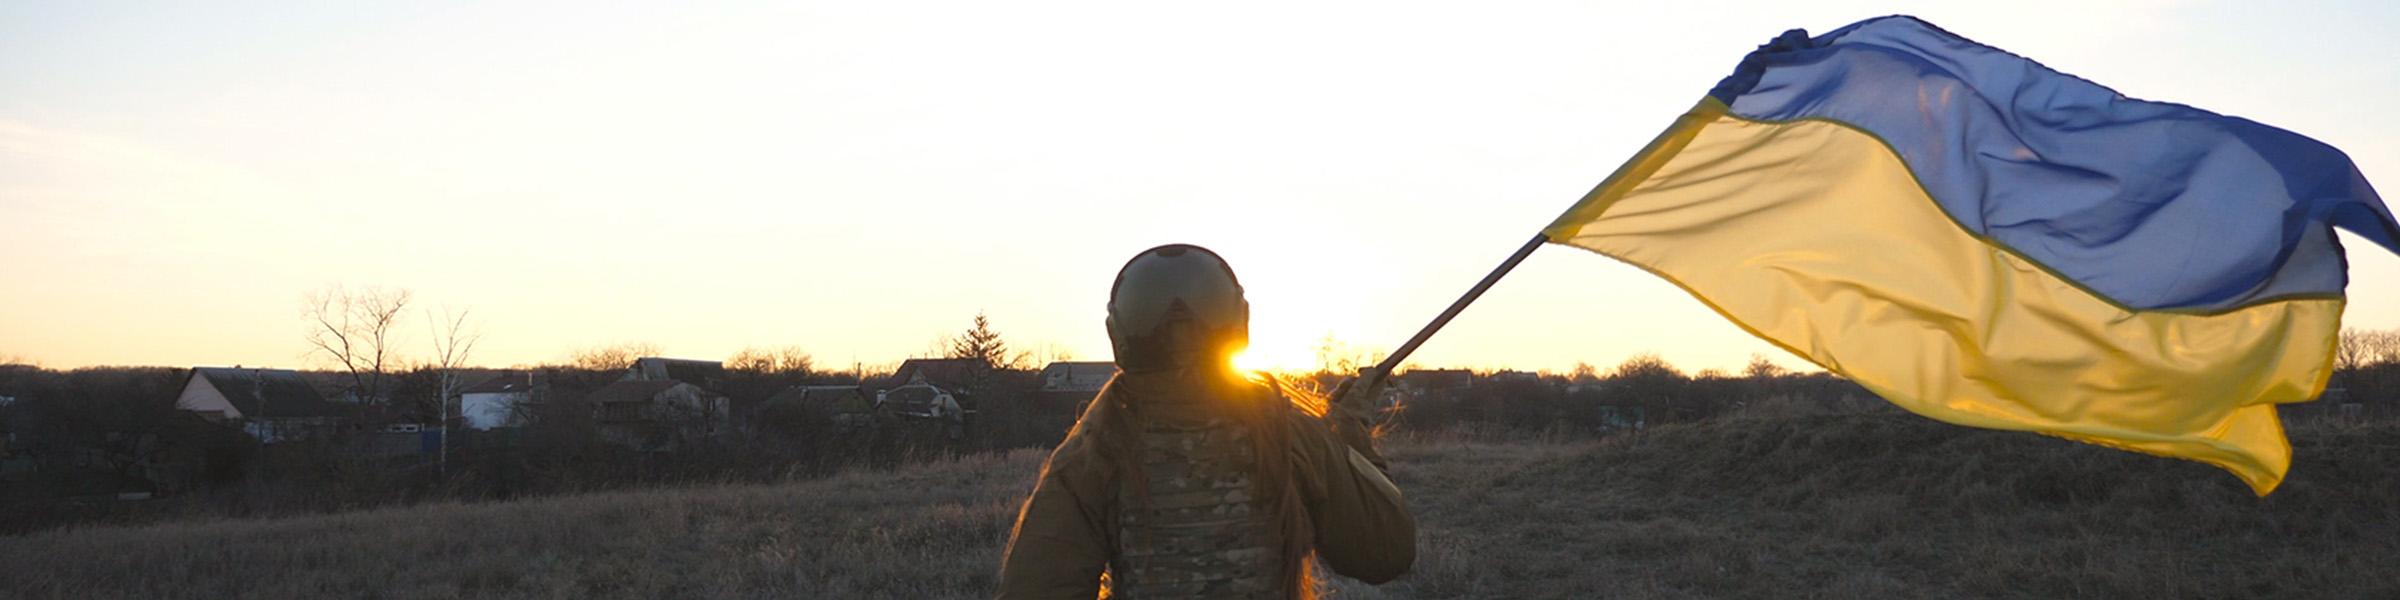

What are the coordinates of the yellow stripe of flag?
(1545, 99, 2339, 494)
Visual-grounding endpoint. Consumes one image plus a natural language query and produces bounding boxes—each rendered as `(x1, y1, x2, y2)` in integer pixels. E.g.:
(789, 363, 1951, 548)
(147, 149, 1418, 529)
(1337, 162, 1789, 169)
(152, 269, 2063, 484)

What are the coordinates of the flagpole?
(1367, 233, 1548, 377)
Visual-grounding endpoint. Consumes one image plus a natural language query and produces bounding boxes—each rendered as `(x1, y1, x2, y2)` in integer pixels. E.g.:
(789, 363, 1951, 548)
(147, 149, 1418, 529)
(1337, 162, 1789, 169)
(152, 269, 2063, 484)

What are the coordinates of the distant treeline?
(5, 330, 2397, 536)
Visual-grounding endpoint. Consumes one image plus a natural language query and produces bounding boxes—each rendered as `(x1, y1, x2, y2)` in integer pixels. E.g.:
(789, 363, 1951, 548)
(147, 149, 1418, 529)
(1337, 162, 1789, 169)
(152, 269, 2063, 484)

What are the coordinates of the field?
(5, 406, 2398, 599)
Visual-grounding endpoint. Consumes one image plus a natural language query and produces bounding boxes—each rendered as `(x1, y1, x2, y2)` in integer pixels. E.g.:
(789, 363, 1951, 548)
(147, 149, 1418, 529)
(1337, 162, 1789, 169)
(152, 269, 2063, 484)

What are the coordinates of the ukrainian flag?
(1545, 16, 2400, 494)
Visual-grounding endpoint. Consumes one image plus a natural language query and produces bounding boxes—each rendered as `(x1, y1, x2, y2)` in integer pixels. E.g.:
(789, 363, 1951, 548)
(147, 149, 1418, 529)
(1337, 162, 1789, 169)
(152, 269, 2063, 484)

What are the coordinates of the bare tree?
(303, 285, 413, 405)
(2336, 328, 2372, 379)
(725, 345, 811, 402)
(1568, 361, 1600, 384)
(727, 345, 814, 376)
(2370, 329, 2400, 367)
(1311, 332, 1389, 379)
(2362, 329, 2400, 405)
(427, 306, 480, 476)
(1743, 353, 1791, 379)
(1025, 343, 1076, 368)
(1611, 353, 1701, 421)
(569, 342, 661, 372)
(1610, 353, 1684, 380)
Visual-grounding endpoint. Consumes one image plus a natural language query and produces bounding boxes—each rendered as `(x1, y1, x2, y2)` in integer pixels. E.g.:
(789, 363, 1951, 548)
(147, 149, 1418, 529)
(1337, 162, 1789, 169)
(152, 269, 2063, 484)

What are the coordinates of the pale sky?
(5, 1, 2398, 374)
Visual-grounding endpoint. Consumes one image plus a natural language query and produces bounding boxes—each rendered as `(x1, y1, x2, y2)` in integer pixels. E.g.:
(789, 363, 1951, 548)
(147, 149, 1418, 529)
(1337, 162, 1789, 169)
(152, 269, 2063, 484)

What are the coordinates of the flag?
(1543, 16, 2400, 494)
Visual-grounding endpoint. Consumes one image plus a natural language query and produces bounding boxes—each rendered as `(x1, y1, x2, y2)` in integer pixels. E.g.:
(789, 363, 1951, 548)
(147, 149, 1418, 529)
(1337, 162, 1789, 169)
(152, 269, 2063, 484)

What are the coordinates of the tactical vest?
(1109, 409, 1285, 599)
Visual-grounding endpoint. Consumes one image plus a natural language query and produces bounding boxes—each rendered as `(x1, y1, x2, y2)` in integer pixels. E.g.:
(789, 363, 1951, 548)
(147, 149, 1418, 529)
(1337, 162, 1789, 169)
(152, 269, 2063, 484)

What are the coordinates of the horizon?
(7, 1, 2400, 374)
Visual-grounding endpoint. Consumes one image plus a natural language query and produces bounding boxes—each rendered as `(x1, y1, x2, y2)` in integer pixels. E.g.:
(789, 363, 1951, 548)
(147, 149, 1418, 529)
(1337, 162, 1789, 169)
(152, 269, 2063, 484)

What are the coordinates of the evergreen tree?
(947, 312, 1022, 369)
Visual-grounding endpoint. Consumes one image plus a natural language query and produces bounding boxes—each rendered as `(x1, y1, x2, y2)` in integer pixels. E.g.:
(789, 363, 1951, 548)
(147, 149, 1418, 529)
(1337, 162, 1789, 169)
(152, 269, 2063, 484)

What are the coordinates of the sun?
(1230, 348, 1266, 373)
(1229, 345, 1312, 374)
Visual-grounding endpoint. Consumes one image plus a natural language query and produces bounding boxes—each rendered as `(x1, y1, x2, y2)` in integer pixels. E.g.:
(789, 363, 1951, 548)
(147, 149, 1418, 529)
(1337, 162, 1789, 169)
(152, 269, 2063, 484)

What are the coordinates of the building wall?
(657, 385, 730, 431)
(596, 384, 731, 450)
(173, 375, 240, 420)
(460, 391, 528, 430)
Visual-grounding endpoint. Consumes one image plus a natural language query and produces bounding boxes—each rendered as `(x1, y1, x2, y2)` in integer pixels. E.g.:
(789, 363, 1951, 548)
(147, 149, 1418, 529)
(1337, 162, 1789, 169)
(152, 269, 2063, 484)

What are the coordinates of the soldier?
(997, 244, 1416, 599)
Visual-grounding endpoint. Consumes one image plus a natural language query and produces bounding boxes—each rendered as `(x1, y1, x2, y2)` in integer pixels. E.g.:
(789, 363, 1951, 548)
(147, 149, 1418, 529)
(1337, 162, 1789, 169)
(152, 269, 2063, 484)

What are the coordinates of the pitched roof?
(1039, 361, 1117, 392)
(1489, 370, 1542, 383)
(190, 368, 341, 418)
(584, 380, 687, 405)
(879, 384, 956, 419)
(629, 357, 726, 387)
(891, 358, 992, 390)
(460, 371, 537, 395)
(762, 386, 806, 404)
(1397, 369, 1475, 390)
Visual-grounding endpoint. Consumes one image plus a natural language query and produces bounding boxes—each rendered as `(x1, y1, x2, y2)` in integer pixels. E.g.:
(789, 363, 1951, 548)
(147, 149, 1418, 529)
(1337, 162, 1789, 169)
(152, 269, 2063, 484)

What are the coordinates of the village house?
(1488, 370, 1542, 385)
(626, 357, 727, 390)
(1039, 361, 1115, 392)
(172, 367, 344, 443)
(1035, 361, 1114, 415)
(458, 371, 537, 430)
(1393, 368, 1476, 405)
(584, 379, 730, 450)
(876, 373, 967, 440)
(1396, 368, 1475, 392)
(884, 357, 996, 419)
(889, 358, 992, 391)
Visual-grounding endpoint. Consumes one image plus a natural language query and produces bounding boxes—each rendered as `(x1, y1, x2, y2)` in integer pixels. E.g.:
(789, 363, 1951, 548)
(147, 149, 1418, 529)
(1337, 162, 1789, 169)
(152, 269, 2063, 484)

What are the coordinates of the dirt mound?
(1384, 413, 2400, 599)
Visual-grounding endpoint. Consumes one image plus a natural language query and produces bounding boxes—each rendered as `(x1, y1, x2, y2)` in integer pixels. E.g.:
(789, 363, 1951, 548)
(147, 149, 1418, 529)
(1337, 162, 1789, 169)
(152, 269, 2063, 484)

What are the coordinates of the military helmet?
(1107, 244, 1249, 372)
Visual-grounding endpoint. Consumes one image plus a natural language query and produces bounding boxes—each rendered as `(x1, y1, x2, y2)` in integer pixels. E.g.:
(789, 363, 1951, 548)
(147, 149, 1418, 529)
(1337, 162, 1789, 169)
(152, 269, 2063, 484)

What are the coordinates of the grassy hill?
(5, 407, 2397, 599)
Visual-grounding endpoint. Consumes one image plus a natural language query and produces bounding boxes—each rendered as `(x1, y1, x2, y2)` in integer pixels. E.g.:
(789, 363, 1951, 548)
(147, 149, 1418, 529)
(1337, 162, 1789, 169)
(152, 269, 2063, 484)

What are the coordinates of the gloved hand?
(1328, 368, 1388, 419)
(1324, 368, 1392, 472)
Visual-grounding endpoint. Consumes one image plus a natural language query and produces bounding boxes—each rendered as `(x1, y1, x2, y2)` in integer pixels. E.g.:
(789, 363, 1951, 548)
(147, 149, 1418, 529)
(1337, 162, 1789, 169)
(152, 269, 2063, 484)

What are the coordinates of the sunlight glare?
(1229, 344, 1312, 374)
(1230, 348, 1265, 373)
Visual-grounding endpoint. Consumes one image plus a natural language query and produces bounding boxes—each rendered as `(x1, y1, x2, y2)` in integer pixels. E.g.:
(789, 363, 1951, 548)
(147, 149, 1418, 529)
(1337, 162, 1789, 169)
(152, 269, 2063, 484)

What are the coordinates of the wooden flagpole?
(1365, 233, 1549, 378)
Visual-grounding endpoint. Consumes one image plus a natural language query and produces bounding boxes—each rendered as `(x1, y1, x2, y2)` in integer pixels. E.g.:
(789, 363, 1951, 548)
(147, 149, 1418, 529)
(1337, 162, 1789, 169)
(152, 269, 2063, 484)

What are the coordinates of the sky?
(4, 1, 2399, 374)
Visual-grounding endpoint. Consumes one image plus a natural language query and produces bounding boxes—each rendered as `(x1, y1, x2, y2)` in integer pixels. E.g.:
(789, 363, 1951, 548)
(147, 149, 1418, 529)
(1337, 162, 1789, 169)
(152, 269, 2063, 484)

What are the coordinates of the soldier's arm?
(1289, 410, 1418, 584)
(996, 437, 1113, 599)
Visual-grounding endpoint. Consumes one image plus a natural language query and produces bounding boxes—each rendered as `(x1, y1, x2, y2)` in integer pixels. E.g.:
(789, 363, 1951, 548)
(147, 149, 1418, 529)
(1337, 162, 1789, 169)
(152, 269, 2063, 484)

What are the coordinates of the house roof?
(584, 380, 687, 405)
(629, 357, 726, 387)
(1397, 369, 1475, 390)
(891, 358, 991, 391)
(460, 371, 536, 395)
(190, 367, 342, 419)
(762, 386, 807, 404)
(1039, 361, 1117, 392)
(1488, 370, 1541, 383)
(880, 384, 955, 418)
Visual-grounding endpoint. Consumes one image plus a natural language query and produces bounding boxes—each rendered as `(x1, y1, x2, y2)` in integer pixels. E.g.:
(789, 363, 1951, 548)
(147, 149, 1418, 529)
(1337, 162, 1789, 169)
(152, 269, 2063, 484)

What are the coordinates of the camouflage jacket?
(996, 369, 1416, 599)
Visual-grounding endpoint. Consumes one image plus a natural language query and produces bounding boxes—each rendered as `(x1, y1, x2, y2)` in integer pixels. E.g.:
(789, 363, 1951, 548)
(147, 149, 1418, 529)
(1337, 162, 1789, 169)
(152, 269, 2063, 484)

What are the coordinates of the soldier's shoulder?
(1238, 376, 1337, 433)
(1233, 373, 1286, 397)
(1239, 375, 1307, 407)
(1046, 404, 1124, 471)
(1034, 429, 1119, 496)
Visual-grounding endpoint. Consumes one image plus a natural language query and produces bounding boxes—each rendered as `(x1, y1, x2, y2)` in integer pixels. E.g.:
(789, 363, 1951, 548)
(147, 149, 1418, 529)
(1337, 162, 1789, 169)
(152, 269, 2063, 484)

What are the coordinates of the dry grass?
(6, 409, 2397, 599)
(0, 450, 1043, 599)
(1331, 410, 2400, 600)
